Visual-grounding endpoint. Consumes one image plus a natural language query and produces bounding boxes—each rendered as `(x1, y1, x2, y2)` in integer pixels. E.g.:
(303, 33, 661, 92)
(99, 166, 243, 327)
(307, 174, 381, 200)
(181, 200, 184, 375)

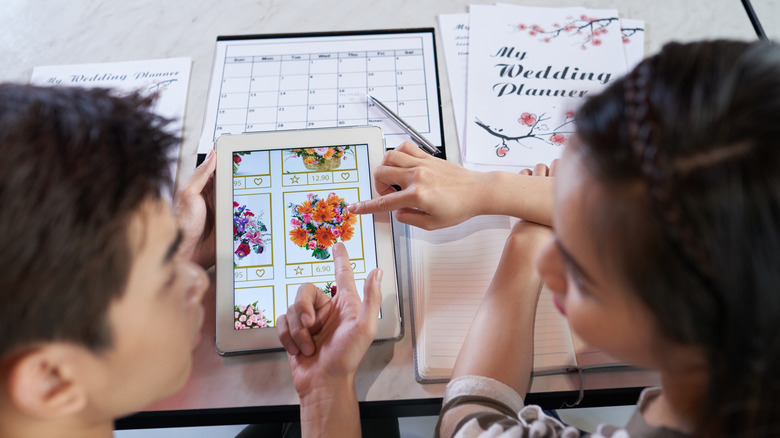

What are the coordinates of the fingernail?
(301, 313, 312, 327)
(347, 203, 358, 213)
(375, 268, 383, 284)
(301, 342, 315, 356)
(206, 150, 215, 160)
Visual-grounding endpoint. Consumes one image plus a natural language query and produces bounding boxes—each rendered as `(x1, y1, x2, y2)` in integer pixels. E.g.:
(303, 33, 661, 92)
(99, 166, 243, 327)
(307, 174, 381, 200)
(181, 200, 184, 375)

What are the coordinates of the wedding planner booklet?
(29, 57, 192, 187)
(437, 7, 644, 170)
(199, 29, 445, 157)
(408, 215, 625, 383)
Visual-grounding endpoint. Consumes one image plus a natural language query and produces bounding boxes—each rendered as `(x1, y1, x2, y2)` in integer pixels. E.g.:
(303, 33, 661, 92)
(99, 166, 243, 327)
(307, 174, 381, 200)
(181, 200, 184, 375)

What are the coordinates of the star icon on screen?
(294, 266, 304, 275)
(290, 175, 300, 184)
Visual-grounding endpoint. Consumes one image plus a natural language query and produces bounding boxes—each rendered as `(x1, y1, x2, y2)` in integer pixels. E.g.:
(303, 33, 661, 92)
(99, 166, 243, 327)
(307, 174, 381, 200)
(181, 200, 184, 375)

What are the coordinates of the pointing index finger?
(332, 242, 358, 300)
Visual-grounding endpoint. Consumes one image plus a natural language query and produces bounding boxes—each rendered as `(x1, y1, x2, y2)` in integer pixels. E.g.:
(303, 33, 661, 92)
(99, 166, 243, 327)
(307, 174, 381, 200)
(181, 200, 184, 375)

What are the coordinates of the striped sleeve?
(437, 375, 581, 438)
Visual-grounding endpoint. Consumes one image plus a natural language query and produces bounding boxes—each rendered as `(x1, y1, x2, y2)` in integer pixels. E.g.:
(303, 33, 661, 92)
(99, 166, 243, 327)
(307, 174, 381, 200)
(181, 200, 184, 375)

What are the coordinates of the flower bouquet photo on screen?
(287, 146, 353, 171)
(287, 192, 357, 260)
(234, 301, 272, 330)
(234, 202, 271, 266)
(320, 281, 337, 298)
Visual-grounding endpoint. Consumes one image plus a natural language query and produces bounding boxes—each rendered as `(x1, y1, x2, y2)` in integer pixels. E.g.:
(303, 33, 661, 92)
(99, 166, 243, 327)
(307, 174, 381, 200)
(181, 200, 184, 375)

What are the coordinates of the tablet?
(214, 126, 401, 355)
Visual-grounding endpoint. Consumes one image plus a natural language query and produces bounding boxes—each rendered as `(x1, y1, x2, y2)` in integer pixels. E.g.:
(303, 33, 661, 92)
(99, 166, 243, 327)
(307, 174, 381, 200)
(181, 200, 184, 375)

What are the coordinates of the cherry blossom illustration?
(514, 15, 619, 49)
(620, 26, 644, 44)
(474, 110, 575, 157)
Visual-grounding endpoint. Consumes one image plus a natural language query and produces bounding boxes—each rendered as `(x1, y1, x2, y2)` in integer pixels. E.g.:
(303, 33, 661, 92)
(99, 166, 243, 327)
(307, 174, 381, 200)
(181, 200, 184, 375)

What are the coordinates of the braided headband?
(623, 63, 716, 287)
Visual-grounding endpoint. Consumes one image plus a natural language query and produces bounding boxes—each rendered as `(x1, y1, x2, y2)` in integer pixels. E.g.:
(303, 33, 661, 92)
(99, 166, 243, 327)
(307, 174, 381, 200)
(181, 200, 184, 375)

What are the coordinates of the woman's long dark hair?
(576, 40, 780, 436)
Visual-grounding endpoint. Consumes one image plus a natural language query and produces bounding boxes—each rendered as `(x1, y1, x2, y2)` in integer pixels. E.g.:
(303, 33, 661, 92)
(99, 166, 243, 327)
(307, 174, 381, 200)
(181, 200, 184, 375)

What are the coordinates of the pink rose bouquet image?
(288, 193, 357, 260)
(234, 202, 270, 264)
(234, 301, 271, 330)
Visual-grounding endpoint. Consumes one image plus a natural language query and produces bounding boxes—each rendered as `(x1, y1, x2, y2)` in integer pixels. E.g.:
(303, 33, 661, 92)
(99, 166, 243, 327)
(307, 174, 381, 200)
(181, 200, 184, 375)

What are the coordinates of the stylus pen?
(366, 94, 440, 156)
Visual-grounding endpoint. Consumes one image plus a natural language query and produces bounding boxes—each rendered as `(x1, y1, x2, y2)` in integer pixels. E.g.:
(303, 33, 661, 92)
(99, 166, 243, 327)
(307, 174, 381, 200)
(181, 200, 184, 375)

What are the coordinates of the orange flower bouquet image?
(289, 146, 352, 171)
(288, 193, 357, 260)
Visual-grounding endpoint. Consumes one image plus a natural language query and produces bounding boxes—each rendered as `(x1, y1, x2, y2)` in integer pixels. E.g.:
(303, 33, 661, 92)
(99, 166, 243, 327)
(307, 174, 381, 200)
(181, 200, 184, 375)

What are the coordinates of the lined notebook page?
(571, 332, 623, 369)
(409, 215, 577, 381)
(533, 286, 578, 373)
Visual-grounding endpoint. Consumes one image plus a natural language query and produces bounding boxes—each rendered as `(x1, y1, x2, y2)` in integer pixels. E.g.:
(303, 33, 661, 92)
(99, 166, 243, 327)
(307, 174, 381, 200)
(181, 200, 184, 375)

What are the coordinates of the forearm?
(299, 379, 361, 438)
(451, 226, 547, 396)
(473, 171, 553, 226)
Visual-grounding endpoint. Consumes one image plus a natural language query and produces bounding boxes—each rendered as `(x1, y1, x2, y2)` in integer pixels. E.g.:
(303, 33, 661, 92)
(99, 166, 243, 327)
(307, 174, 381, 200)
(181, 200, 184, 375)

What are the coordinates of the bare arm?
(451, 220, 550, 391)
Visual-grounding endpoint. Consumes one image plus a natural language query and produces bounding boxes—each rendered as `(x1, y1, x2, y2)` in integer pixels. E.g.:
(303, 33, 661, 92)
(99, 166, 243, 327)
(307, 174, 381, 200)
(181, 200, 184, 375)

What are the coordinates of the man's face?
(80, 198, 208, 418)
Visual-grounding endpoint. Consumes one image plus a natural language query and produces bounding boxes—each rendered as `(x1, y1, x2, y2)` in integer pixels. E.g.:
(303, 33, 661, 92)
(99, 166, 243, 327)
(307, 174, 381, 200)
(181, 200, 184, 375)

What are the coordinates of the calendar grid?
(215, 46, 432, 137)
(201, 31, 445, 156)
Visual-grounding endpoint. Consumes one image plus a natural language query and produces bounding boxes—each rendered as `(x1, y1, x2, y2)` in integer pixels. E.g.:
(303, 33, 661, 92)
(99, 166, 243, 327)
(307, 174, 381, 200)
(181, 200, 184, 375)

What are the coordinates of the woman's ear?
(6, 345, 89, 419)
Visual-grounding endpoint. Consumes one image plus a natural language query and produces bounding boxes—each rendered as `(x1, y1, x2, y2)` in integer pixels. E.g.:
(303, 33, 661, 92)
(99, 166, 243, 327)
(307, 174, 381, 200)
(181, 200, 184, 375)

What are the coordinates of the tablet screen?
(231, 144, 377, 330)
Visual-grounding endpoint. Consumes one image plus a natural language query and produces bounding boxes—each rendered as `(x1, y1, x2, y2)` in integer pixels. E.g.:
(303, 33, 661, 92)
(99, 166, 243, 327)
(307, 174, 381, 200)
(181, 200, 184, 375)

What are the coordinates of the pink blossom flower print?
(519, 113, 537, 126)
(551, 134, 566, 145)
(565, 110, 575, 119)
(315, 147, 330, 155)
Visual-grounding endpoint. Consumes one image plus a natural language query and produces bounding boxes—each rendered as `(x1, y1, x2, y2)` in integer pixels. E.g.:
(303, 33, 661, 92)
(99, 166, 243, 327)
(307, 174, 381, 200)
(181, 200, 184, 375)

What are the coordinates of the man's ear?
(6, 345, 89, 419)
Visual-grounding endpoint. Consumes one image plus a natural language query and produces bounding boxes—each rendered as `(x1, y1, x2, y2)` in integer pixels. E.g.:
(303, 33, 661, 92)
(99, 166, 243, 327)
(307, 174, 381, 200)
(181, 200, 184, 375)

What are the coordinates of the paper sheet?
(198, 31, 444, 154)
(29, 57, 192, 186)
(437, 13, 470, 157)
(465, 5, 627, 168)
(620, 18, 646, 70)
(438, 10, 644, 171)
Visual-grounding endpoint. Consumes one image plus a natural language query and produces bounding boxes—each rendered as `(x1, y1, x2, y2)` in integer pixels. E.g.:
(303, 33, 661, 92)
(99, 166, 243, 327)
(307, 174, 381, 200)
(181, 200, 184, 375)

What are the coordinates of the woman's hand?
(348, 143, 557, 229)
(347, 142, 489, 230)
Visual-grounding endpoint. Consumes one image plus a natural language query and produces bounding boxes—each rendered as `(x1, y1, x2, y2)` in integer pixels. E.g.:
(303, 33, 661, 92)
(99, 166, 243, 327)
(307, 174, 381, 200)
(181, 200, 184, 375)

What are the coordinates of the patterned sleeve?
(436, 375, 582, 438)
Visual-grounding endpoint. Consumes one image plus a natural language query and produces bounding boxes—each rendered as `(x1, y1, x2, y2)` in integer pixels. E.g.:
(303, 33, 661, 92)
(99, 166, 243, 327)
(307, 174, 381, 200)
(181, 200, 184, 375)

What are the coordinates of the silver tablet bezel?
(214, 126, 401, 355)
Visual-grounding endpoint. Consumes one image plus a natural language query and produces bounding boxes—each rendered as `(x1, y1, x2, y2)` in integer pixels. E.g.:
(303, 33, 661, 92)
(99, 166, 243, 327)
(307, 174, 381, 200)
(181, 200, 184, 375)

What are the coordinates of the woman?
(278, 40, 780, 437)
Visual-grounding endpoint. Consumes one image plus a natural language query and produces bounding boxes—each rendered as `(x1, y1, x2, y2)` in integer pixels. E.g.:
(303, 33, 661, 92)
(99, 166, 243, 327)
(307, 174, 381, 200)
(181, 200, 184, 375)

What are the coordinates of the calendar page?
(199, 29, 444, 156)
(231, 144, 376, 330)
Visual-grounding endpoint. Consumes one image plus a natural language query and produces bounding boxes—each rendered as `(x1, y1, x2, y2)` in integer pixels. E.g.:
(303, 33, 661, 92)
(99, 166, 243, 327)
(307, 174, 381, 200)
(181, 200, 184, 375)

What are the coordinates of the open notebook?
(408, 215, 626, 383)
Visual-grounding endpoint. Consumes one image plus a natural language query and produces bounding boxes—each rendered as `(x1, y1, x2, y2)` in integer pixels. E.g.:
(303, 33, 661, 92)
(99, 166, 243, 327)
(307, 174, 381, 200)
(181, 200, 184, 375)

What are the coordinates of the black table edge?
(115, 386, 646, 430)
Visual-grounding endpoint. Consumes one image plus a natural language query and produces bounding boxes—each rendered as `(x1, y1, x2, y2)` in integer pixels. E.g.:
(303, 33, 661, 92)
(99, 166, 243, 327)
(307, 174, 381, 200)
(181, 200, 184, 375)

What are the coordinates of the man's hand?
(173, 151, 216, 269)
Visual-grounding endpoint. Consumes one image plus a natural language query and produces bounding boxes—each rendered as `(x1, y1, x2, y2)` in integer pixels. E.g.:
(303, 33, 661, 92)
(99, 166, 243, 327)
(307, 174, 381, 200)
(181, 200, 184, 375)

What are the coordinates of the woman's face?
(536, 139, 669, 370)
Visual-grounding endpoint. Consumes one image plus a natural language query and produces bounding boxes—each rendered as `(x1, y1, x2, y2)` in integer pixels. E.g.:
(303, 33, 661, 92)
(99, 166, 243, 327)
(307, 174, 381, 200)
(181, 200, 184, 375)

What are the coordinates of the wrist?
(472, 171, 502, 216)
(299, 376, 360, 437)
(299, 374, 355, 402)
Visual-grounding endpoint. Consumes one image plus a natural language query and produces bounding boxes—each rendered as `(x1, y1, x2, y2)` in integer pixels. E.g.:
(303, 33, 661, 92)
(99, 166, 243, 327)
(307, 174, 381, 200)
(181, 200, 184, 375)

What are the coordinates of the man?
(0, 84, 215, 437)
